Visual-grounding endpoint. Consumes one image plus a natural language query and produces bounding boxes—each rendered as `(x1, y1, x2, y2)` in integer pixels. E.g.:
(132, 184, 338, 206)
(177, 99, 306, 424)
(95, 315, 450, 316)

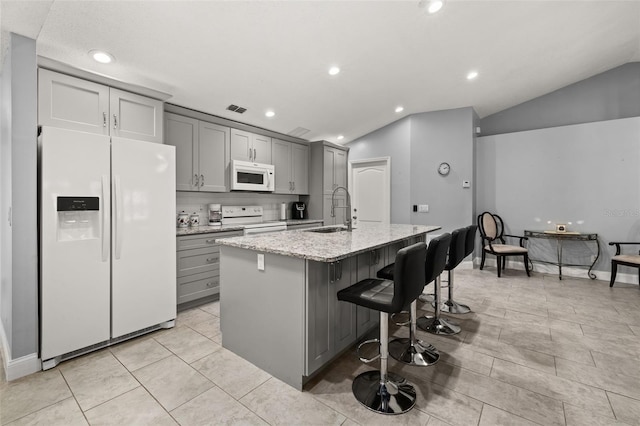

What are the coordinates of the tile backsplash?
(177, 192, 302, 221)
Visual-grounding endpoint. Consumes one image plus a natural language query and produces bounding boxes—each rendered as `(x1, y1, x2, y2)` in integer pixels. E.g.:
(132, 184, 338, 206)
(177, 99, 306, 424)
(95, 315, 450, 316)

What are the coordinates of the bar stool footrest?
(357, 338, 381, 363)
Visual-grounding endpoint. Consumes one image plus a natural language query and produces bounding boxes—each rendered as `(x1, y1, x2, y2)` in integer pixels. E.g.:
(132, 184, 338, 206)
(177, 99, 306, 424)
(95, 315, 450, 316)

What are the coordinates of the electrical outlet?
(257, 253, 265, 271)
(418, 204, 429, 213)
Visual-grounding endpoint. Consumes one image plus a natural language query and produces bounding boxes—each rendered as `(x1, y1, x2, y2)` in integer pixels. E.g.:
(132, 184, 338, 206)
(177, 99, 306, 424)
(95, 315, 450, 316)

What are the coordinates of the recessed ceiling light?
(90, 50, 114, 64)
(337, 135, 344, 140)
(419, 0, 445, 15)
(328, 66, 340, 76)
(466, 70, 479, 80)
(265, 110, 275, 118)
(395, 106, 404, 113)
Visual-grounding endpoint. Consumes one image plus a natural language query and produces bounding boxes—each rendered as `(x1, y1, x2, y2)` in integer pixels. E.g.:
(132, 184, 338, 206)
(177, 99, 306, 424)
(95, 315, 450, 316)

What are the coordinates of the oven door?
(231, 160, 274, 191)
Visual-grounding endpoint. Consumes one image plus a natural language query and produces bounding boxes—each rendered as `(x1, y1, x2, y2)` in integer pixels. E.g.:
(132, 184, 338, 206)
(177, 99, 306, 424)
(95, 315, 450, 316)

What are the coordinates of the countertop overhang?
(217, 223, 441, 262)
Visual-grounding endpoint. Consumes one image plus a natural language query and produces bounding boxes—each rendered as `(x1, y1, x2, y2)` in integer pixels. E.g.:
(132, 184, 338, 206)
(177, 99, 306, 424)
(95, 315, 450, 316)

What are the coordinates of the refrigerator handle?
(114, 175, 123, 260)
(101, 175, 109, 262)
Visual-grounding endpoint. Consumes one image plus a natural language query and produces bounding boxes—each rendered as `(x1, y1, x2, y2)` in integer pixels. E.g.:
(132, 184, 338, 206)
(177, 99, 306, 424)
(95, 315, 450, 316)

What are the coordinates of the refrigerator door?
(111, 137, 176, 338)
(40, 127, 111, 360)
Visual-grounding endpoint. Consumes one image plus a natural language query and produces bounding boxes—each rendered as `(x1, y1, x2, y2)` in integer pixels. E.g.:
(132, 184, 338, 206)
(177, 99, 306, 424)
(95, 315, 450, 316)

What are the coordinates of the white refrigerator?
(40, 126, 176, 366)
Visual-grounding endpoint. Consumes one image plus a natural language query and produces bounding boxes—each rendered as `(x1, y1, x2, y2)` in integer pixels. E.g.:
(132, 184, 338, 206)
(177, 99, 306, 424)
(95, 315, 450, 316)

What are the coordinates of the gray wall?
(346, 117, 411, 224)
(481, 62, 640, 136)
(0, 34, 38, 360)
(346, 107, 475, 232)
(410, 108, 475, 232)
(476, 117, 640, 274)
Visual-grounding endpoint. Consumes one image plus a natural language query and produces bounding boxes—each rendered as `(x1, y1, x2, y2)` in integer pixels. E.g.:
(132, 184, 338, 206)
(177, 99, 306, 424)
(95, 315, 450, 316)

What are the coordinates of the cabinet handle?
(103, 112, 107, 127)
(113, 114, 118, 129)
(337, 260, 342, 280)
(206, 257, 216, 263)
(292, 181, 295, 192)
(194, 174, 199, 187)
(200, 174, 204, 187)
(329, 262, 335, 283)
(253, 148, 257, 161)
(205, 239, 215, 244)
(249, 147, 252, 161)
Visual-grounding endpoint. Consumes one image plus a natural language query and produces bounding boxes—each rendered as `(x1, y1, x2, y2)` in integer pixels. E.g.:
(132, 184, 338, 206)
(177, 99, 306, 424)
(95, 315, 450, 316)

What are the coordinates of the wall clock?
(438, 162, 450, 176)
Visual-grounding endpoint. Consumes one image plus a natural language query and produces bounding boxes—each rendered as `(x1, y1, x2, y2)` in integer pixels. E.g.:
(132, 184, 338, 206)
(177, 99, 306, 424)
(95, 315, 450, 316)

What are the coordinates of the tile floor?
(1, 268, 640, 425)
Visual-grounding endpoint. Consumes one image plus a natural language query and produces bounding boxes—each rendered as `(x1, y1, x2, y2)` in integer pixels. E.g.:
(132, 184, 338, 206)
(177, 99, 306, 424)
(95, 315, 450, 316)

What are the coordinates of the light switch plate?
(257, 253, 265, 271)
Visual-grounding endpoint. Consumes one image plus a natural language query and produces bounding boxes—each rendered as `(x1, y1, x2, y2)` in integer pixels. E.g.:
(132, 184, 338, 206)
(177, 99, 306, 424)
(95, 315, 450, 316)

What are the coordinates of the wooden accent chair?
(477, 212, 530, 277)
(608, 242, 640, 287)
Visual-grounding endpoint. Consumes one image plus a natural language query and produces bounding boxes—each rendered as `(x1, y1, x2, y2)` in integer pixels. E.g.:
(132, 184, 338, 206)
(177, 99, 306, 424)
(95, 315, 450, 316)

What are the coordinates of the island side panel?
(220, 245, 306, 390)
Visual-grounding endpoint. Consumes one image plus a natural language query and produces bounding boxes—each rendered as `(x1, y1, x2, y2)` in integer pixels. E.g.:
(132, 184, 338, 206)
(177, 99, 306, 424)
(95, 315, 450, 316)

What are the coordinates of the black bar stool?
(376, 233, 451, 366)
(337, 242, 427, 415)
(417, 229, 465, 335)
(439, 226, 473, 314)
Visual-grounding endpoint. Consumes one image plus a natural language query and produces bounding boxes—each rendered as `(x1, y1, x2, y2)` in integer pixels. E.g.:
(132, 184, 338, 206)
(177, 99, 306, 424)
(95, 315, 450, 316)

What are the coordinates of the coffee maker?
(291, 202, 307, 220)
(208, 204, 222, 226)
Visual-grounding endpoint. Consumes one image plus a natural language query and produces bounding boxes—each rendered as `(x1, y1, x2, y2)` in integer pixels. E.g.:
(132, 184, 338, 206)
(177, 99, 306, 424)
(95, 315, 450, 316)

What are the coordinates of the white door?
(40, 127, 111, 360)
(349, 158, 391, 226)
(111, 138, 176, 338)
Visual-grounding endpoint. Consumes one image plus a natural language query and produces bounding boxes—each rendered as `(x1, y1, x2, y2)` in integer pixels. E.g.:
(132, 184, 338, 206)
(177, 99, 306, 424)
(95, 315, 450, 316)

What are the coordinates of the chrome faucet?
(331, 186, 354, 231)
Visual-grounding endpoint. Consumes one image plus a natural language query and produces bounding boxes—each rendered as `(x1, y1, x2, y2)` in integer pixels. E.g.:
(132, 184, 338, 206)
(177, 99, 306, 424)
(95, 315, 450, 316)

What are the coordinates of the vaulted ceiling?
(2, 0, 639, 143)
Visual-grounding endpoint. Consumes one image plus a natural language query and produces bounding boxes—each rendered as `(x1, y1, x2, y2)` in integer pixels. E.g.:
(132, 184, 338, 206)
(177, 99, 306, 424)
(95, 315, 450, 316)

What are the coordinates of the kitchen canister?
(189, 213, 200, 227)
(177, 211, 189, 228)
(280, 202, 287, 220)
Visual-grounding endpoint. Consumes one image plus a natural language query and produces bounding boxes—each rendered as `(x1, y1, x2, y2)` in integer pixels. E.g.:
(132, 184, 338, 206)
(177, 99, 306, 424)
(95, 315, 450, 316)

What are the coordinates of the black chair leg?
(524, 254, 531, 277)
(480, 250, 486, 270)
(609, 262, 617, 287)
(497, 256, 502, 277)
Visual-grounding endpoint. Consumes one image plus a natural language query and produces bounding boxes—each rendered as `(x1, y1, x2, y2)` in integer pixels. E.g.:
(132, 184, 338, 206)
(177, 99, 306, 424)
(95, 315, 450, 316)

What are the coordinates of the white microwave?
(231, 160, 275, 192)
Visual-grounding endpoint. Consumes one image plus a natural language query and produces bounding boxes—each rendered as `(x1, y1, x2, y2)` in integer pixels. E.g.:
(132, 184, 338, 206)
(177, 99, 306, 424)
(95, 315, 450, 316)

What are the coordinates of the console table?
(524, 230, 600, 280)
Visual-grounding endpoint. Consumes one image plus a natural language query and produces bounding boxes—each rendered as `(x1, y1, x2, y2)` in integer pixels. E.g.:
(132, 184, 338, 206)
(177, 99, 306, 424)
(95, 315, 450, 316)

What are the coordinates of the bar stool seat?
(376, 233, 451, 367)
(337, 242, 427, 415)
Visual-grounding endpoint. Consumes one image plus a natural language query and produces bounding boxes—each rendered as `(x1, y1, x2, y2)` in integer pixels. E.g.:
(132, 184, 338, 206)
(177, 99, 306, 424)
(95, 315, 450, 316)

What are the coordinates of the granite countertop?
(176, 224, 244, 236)
(177, 219, 324, 236)
(217, 223, 441, 262)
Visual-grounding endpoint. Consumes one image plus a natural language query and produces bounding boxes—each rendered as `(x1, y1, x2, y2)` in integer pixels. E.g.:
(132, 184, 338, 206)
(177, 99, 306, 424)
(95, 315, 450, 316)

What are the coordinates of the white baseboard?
(471, 256, 639, 285)
(0, 323, 41, 381)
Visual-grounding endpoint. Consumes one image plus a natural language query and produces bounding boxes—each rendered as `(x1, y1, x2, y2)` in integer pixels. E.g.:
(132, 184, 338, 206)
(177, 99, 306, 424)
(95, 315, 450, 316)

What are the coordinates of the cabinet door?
(323, 147, 336, 194)
(306, 261, 333, 374)
(38, 69, 109, 135)
(291, 143, 309, 194)
(230, 129, 252, 161)
(252, 134, 272, 164)
(165, 113, 198, 191)
(110, 88, 163, 143)
(334, 149, 348, 189)
(334, 259, 356, 353)
(272, 139, 292, 194)
(199, 121, 230, 192)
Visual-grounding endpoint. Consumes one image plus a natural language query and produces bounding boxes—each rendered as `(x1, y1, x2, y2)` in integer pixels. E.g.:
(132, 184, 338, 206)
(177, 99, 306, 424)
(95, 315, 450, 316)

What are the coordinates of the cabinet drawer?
(177, 249, 220, 277)
(177, 273, 219, 304)
(177, 232, 242, 250)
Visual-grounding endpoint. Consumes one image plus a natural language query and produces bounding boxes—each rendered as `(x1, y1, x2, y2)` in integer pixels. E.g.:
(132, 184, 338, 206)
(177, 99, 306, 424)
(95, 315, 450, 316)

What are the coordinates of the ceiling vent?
(287, 127, 310, 138)
(227, 104, 247, 114)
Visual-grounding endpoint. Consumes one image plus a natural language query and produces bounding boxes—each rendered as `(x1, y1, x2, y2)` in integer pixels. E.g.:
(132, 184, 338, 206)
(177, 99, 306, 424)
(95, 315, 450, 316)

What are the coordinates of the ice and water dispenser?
(56, 196, 100, 241)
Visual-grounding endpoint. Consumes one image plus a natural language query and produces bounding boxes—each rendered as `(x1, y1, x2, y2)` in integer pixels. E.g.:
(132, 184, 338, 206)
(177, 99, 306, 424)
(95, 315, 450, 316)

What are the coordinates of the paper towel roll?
(280, 203, 287, 220)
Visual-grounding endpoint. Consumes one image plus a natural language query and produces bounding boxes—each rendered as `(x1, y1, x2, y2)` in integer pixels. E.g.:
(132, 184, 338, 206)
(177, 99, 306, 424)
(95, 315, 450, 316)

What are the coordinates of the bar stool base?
(389, 338, 440, 366)
(352, 370, 416, 415)
(437, 300, 471, 314)
(416, 316, 461, 335)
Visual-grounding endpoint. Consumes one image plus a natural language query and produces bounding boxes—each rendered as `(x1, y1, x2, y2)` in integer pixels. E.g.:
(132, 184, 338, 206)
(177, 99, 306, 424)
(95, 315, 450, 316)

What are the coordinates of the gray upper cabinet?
(38, 68, 110, 135)
(230, 129, 272, 164)
(165, 113, 230, 192)
(272, 138, 309, 195)
(109, 88, 163, 143)
(38, 69, 163, 143)
(323, 146, 347, 194)
(199, 121, 230, 192)
(307, 141, 350, 224)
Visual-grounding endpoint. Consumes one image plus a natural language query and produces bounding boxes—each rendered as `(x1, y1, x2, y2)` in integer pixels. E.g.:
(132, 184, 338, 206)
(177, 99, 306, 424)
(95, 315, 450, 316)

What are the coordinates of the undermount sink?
(305, 226, 349, 234)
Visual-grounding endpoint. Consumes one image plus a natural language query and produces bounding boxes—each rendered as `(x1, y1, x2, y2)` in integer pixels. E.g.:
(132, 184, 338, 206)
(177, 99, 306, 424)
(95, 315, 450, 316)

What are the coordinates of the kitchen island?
(218, 223, 440, 390)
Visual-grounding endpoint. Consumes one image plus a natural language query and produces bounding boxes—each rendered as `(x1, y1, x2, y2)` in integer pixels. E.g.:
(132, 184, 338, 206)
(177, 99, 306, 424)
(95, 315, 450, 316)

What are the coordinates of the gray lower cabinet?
(177, 231, 242, 305)
(306, 258, 356, 375)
